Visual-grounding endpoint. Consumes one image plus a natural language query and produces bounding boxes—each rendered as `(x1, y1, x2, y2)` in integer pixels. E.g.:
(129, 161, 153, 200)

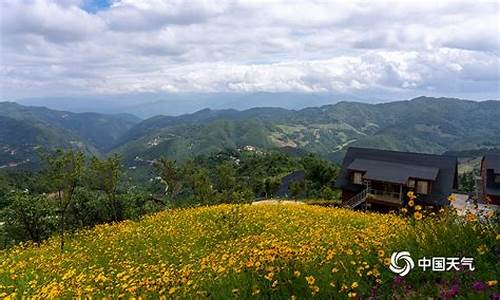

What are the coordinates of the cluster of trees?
(0, 148, 339, 249)
(0, 150, 163, 249)
(153, 150, 339, 206)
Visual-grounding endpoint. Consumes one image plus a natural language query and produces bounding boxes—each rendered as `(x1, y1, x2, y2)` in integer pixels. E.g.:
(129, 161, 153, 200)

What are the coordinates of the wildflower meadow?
(0, 202, 498, 299)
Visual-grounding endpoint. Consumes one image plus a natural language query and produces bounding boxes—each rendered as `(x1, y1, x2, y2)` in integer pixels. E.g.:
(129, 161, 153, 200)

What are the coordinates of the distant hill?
(0, 102, 140, 168)
(14, 92, 367, 118)
(1, 97, 499, 169)
(112, 97, 500, 164)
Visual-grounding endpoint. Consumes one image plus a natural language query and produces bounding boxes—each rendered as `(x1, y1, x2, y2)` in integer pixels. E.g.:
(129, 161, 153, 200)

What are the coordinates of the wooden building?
(336, 147, 458, 209)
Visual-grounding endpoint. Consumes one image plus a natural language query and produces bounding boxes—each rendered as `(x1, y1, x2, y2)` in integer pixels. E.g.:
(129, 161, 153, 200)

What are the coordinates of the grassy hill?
(114, 97, 500, 163)
(0, 203, 497, 298)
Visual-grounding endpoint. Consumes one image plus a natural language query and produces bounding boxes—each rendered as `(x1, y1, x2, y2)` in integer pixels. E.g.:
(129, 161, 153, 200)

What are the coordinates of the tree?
(90, 154, 124, 222)
(154, 157, 183, 199)
(216, 161, 237, 192)
(2, 190, 56, 244)
(43, 149, 85, 251)
(459, 172, 475, 193)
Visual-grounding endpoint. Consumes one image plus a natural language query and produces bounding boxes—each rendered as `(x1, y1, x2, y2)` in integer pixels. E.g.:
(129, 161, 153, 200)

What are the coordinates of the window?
(495, 175, 500, 184)
(417, 181, 429, 195)
(408, 179, 415, 188)
(353, 172, 363, 185)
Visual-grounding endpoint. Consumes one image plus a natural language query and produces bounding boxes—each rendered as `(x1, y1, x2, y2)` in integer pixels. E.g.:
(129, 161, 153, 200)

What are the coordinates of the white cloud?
(0, 0, 499, 99)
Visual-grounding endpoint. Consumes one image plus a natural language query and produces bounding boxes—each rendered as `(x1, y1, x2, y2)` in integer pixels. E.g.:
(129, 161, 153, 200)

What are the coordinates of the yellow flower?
(305, 275, 316, 285)
(415, 205, 422, 211)
(383, 258, 391, 266)
(414, 211, 423, 220)
(348, 291, 357, 298)
(400, 208, 408, 214)
(351, 282, 359, 289)
(293, 270, 301, 277)
(487, 280, 497, 287)
(310, 285, 320, 295)
(496, 234, 500, 241)
(377, 250, 385, 258)
(448, 195, 456, 202)
(331, 267, 339, 273)
(264, 272, 274, 281)
(466, 213, 477, 222)
(477, 244, 488, 255)
(407, 191, 415, 199)
(408, 200, 414, 207)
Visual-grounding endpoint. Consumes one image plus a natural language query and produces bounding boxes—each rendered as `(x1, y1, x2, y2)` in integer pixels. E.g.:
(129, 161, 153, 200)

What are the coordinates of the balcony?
(366, 189, 402, 206)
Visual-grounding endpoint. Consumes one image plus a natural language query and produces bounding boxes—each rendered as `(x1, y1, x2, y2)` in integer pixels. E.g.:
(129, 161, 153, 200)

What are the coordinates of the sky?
(1, 0, 499, 101)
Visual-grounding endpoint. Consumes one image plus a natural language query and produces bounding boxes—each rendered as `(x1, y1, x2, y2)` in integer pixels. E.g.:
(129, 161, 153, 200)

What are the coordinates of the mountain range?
(1, 97, 499, 169)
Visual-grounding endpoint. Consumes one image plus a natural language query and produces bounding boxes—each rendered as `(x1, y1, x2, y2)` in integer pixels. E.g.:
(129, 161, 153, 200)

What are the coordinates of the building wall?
(341, 189, 358, 203)
(486, 195, 500, 205)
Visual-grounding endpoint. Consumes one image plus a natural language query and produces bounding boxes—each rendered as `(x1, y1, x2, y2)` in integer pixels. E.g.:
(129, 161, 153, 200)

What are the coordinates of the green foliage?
(459, 172, 476, 193)
(90, 154, 124, 221)
(1, 148, 340, 247)
(0, 190, 56, 245)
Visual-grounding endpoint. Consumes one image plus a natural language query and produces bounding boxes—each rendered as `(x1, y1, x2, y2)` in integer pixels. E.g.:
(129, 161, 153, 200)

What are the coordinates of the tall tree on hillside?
(43, 149, 85, 251)
(154, 158, 183, 199)
(90, 154, 123, 222)
(216, 161, 237, 191)
(182, 160, 214, 203)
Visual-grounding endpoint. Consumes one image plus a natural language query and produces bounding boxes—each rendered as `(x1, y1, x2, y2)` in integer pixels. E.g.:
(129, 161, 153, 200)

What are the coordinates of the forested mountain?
(114, 97, 500, 163)
(0, 102, 140, 168)
(1, 97, 499, 169)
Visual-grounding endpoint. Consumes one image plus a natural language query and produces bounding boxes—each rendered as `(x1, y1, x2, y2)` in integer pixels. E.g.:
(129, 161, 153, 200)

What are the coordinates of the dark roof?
(484, 154, 500, 174)
(336, 147, 458, 206)
(348, 158, 439, 184)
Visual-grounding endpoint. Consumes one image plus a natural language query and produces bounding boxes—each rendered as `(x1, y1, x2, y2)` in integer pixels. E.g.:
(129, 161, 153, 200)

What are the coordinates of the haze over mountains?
(14, 92, 373, 118)
(1, 96, 499, 169)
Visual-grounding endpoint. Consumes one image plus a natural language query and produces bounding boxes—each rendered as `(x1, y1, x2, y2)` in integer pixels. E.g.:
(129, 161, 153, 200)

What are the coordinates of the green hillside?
(1, 97, 499, 168)
(114, 97, 500, 164)
(0, 102, 140, 168)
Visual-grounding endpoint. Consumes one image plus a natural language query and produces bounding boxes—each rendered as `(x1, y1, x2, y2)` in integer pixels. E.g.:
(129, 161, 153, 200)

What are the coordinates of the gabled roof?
(483, 154, 500, 174)
(347, 158, 439, 184)
(336, 147, 458, 206)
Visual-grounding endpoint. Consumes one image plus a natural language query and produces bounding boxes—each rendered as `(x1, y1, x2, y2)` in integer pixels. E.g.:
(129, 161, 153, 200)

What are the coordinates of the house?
(335, 147, 458, 209)
(480, 154, 500, 205)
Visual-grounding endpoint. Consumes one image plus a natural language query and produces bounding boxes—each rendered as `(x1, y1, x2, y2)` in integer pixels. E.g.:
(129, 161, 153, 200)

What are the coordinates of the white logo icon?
(389, 251, 415, 276)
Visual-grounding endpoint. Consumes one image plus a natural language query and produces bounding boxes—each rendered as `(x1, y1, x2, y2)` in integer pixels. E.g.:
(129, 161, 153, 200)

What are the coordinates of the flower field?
(0, 203, 498, 299)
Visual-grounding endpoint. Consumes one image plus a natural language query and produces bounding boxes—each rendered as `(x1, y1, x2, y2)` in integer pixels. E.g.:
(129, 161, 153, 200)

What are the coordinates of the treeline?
(0, 148, 339, 248)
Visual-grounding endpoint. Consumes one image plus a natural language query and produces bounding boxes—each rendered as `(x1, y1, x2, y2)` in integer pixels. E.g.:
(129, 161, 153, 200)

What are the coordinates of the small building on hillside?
(480, 154, 500, 205)
(336, 147, 458, 209)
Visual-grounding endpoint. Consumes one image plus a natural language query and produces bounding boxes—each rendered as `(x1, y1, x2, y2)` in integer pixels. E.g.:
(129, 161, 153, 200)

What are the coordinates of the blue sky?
(0, 0, 499, 101)
(82, 0, 112, 13)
